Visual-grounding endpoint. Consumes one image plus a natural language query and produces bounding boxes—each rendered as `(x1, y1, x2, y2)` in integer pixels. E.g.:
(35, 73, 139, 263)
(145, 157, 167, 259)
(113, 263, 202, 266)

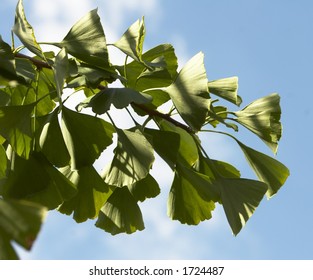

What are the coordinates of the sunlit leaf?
(234, 93, 282, 153)
(0, 103, 35, 158)
(12, 0, 43, 58)
(114, 17, 145, 63)
(0, 145, 7, 179)
(78, 87, 152, 114)
(0, 199, 47, 251)
(236, 140, 290, 197)
(53, 48, 68, 99)
(168, 164, 216, 225)
(55, 9, 113, 71)
(164, 52, 210, 131)
(218, 178, 268, 235)
(128, 174, 160, 202)
(103, 128, 154, 187)
(61, 106, 114, 169)
(208, 76, 242, 105)
(96, 187, 144, 235)
(59, 166, 112, 223)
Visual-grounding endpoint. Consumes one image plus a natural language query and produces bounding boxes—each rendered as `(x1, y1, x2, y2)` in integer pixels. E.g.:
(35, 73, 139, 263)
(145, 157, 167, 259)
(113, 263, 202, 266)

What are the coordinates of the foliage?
(0, 0, 289, 259)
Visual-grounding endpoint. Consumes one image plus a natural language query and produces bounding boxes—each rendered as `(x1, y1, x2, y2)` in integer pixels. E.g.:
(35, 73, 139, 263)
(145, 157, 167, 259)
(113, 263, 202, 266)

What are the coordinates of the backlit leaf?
(53, 48, 68, 99)
(0, 145, 7, 179)
(96, 187, 144, 235)
(103, 128, 154, 187)
(128, 174, 160, 202)
(164, 52, 210, 131)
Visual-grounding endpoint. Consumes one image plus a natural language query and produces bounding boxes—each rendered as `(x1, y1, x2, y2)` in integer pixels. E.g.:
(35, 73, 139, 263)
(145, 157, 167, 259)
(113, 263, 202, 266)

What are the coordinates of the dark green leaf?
(15, 57, 36, 82)
(12, 0, 43, 58)
(114, 17, 145, 63)
(0, 233, 19, 260)
(55, 9, 113, 71)
(208, 76, 242, 105)
(59, 166, 112, 223)
(0, 145, 7, 179)
(0, 199, 46, 250)
(103, 128, 154, 187)
(78, 87, 152, 114)
(0, 90, 10, 106)
(218, 178, 268, 235)
(61, 106, 114, 169)
(234, 93, 282, 153)
(164, 52, 210, 131)
(96, 187, 144, 235)
(237, 140, 290, 197)
(168, 164, 216, 225)
(128, 174, 160, 202)
(0, 103, 35, 158)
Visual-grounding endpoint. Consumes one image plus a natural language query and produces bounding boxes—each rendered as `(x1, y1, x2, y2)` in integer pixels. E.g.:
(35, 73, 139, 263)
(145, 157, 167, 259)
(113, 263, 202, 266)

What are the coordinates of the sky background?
(1, 0, 313, 259)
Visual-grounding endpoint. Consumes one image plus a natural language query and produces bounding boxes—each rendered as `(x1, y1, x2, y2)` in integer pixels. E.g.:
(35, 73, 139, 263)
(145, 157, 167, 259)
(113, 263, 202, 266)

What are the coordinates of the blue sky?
(1, 0, 313, 259)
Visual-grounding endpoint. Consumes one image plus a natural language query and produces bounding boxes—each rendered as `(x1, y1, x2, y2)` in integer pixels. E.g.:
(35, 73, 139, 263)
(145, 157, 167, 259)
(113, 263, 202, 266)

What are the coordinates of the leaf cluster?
(0, 0, 289, 259)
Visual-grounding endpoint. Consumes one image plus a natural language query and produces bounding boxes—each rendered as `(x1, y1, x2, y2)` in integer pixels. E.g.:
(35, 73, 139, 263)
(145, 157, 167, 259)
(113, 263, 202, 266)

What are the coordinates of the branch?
(14, 53, 195, 134)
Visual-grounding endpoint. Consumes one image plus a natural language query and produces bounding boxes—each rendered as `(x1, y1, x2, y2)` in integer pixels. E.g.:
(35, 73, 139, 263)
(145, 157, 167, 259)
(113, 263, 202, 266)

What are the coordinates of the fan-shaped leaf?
(128, 174, 160, 202)
(96, 187, 144, 235)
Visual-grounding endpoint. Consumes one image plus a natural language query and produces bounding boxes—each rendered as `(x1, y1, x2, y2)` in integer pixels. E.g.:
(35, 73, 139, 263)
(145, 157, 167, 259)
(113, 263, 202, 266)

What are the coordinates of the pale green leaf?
(0, 145, 7, 179)
(234, 93, 282, 153)
(128, 174, 160, 202)
(59, 166, 112, 223)
(164, 52, 210, 131)
(53, 48, 68, 99)
(0, 103, 35, 159)
(12, 0, 43, 58)
(218, 178, 268, 235)
(114, 17, 145, 62)
(168, 164, 216, 225)
(96, 187, 144, 235)
(61, 106, 114, 169)
(0, 199, 47, 251)
(78, 87, 152, 114)
(208, 76, 242, 105)
(237, 141, 290, 197)
(55, 9, 113, 71)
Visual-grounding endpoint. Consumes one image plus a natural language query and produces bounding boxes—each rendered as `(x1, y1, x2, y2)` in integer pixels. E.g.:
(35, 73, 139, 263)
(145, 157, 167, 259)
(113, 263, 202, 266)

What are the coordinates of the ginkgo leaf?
(61, 106, 114, 169)
(164, 52, 210, 131)
(168, 164, 216, 225)
(218, 178, 268, 235)
(236, 140, 290, 197)
(53, 48, 68, 99)
(114, 17, 145, 63)
(0, 103, 35, 159)
(128, 174, 160, 202)
(78, 87, 152, 114)
(54, 9, 113, 72)
(0, 145, 7, 179)
(12, 0, 43, 58)
(103, 128, 154, 187)
(96, 187, 144, 235)
(234, 93, 282, 153)
(0, 233, 19, 260)
(208, 76, 242, 106)
(59, 166, 112, 223)
(0, 199, 47, 251)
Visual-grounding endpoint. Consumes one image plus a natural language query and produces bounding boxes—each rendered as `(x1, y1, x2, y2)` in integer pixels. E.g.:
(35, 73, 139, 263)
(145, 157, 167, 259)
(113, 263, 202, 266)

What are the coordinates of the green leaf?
(114, 17, 145, 63)
(164, 52, 210, 131)
(234, 93, 282, 153)
(0, 145, 7, 179)
(55, 9, 113, 71)
(168, 164, 216, 225)
(3, 153, 77, 209)
(12, 0, 43, 58)
(61, 106, 114, 169)
(0, 233, 19, 260)
(236, 141, 290, 197)
(38, 109, 71, 167)
(0, 103, 35, 159)
(96, 186, 144, 235)
(15, 57, 36, 83)
(103, 128, 154, 187)
(218, 178, 268, 235)
(158, 119, 199, 166)
(0, 199, 47, 251)
(78, 87, 152, 114)
(0, 90, 10, 106)
(59, 166, 112, 223)
(128, 174, 160, 202)
(208, 76, 242, 106)
(53, 48, 68, 99)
